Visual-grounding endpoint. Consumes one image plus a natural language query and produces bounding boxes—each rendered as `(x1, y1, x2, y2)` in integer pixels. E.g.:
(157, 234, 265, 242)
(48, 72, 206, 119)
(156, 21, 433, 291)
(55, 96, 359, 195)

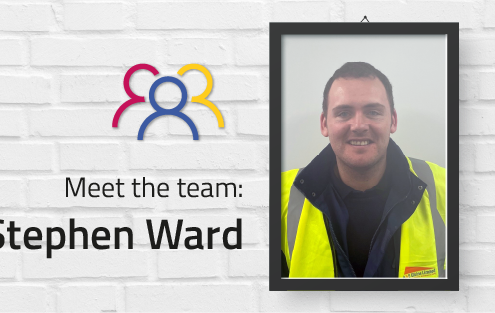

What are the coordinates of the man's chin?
(340, 157, 381, 171)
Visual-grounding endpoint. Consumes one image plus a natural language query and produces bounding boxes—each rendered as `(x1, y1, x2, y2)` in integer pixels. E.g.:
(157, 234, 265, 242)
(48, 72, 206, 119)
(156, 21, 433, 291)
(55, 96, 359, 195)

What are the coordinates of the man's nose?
(350, 112, 369, 133)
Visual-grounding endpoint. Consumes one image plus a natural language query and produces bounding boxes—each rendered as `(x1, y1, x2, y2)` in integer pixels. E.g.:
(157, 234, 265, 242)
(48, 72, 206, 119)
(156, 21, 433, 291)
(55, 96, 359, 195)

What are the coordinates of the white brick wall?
(58, 285, 117, 312)
(136, 2, 264, 30)
(0, 76, 51, 104)
(0, 4, 57, 32)
(0, 0, 490, 312)
(63, 3, 124, 31)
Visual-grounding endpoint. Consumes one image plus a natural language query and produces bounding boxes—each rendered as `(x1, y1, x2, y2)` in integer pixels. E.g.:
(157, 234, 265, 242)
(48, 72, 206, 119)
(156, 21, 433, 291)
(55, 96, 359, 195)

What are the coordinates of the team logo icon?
(112, 63, 224, 140)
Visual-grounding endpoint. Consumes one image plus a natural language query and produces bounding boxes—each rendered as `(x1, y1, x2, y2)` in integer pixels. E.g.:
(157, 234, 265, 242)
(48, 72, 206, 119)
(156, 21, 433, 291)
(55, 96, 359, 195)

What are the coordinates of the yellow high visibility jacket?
(282, 149, 446, 278)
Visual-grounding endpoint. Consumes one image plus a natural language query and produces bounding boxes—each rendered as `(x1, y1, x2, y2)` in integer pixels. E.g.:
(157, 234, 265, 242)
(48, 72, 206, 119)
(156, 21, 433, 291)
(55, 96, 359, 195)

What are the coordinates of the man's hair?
(322, 62, 394, 116)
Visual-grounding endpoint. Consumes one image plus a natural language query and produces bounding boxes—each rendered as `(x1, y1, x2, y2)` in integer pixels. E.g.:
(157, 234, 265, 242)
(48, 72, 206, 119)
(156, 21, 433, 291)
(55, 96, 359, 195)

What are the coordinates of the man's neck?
(335, 158, 387, 192)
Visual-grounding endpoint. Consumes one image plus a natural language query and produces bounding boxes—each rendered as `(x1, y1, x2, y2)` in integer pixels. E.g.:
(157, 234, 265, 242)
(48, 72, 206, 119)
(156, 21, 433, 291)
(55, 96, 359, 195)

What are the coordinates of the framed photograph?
(269, 23, 459, 291)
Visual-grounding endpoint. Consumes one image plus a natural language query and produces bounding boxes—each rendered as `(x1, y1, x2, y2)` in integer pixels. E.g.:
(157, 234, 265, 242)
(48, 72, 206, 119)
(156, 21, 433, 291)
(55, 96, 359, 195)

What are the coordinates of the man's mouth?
(349, 140, 371, 146)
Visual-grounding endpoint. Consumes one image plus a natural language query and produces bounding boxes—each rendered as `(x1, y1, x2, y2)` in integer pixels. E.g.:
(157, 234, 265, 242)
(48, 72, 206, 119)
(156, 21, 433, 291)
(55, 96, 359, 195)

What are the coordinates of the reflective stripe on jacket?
(281, 156, 446, 278)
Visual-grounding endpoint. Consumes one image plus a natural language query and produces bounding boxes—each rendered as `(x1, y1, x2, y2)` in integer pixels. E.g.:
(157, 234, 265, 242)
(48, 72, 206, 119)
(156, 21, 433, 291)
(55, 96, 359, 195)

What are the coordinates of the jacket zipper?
(324, 214, 357, 277)
(368, 173, 412, 257)
(324, 215, 338, 277)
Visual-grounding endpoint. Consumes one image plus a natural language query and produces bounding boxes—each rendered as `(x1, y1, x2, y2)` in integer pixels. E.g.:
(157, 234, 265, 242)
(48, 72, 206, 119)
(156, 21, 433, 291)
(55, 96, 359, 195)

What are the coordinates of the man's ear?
(320, 112, 329, 137)
(390, 109, 398, 134)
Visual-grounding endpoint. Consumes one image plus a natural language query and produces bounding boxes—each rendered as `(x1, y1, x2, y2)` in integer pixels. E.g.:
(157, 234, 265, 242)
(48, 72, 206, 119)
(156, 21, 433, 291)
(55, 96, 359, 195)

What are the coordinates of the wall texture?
(0, 0, 490, 312)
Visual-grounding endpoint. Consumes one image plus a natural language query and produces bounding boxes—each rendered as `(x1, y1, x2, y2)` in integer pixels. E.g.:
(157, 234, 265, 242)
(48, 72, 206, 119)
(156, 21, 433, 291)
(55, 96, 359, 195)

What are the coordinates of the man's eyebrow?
(331, 104, 353, 112)
(331, 103, 386, 112)
(363, 103, 386, 109)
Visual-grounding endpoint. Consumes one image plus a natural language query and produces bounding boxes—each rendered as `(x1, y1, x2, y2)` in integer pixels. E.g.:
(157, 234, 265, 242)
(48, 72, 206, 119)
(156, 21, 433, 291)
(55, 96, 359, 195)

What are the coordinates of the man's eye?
(369, 111, 380, 116)
(337, 112, 349, 118)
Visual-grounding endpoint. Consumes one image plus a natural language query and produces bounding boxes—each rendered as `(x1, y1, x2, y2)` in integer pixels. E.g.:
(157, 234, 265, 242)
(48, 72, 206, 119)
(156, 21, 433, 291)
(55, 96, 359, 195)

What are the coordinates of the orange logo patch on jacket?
(403, 267, 436, 278)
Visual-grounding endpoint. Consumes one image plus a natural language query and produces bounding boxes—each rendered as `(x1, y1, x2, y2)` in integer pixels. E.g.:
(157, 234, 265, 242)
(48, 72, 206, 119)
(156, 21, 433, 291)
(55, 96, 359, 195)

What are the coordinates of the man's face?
(320, 77, 397, 170)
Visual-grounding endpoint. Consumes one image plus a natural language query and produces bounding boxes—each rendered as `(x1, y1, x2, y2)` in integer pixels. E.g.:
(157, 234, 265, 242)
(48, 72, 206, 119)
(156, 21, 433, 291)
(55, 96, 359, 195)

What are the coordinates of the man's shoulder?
(282, 168, 301, 176)
(425, 160, 446, 172)
(282, 168, 301, 189)
(406, 156, 444, 168)
(406, 157, 446, 182)
(424, 161, 446, 185)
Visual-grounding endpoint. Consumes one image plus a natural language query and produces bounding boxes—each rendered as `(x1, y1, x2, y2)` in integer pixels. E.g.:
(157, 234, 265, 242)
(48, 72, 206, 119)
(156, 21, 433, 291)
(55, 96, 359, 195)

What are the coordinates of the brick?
(237, 108, 269, 136)
(460, 39, 495, 65)
(133, 216, 260, 245)
(475, 144, 495, 172)
(460, 248, 495, 275)
(210, 74, 259, 101)
(0, 286, 47, 312)
(0, 251, 18, 278)
(137, 2, 263, 30)
(29, 109, 163, 137)
(158, 250, 223, 278)
(460, 180, 495, 206)
(229, 249, 268, 277)
(460, 214, 476, 244)
(346, 1, 476, 29)
(0, 76, 50, 104)
(0, 143, 52, 171)
(460, 143, 474, 172)
(31, 38, 158, 66)
(61, 217, 130, 247)
(129, 143, 265, 170)
(60, 143, 121, 171)
(237, 179, 269, 208)
(0, 4, 56, 31)
(273, 2, 329, 22)
(262, 142, 269, 172)
(484, 1, 495, 28)
(459, 108, 495, 135)
(259, 282, 330, 312)
(0, 179, 22, 208)
(329, 0, 344, 22)
(126, 284, 255, 312)
(459, 72, 478, 101)
(468, 286, 495, 312)
(60, 74, 122, 103)
(169, 108, 231, 137)
(59, 286, 117, 313)
(235, 37, 269, 65)
(476, 215, 495, 242)
(168, 39, 231, 65)
(29, 177, 160, 209)
(330, 290, 464, 311)
(479, 72, 495, 100)
(64, 3, 123, 30)
(0, 110, 22, 137)
(0, 39, 24, 65)
(23, 250, 149, 278)
(260, 74, 269, 101)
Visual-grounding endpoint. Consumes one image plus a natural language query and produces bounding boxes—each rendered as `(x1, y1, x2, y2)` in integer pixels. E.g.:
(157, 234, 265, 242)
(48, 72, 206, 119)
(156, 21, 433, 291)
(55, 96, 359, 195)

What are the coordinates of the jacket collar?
(294, 138, 412, 202)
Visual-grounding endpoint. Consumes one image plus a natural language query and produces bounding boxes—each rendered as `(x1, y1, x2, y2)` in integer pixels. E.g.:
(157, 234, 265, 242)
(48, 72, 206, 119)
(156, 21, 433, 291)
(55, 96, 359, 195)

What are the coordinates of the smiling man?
(281, 62, 446, 278)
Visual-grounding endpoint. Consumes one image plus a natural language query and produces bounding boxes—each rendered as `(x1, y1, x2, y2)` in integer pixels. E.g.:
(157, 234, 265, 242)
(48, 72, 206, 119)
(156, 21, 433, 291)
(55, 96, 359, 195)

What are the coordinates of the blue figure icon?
(138, 76, 198, 140)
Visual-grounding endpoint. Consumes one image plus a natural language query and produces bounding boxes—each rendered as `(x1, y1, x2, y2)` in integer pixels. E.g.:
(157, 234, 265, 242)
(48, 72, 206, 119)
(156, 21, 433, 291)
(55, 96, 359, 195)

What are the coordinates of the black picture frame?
(269, 22, 459, 291)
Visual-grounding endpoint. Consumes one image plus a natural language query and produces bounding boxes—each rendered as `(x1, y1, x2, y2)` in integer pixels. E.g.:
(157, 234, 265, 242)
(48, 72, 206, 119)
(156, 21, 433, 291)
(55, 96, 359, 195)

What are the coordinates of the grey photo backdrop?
(282, 35, 447, 171)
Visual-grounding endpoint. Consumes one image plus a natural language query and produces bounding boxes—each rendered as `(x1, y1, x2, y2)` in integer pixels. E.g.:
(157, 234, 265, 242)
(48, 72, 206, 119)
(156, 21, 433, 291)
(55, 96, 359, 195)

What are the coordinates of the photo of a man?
(281, 62, 446, 278)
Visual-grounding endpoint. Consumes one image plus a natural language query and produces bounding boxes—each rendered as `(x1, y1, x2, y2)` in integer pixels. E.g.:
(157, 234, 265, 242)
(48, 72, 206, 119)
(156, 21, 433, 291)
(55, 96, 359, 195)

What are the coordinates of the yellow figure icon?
(177, 64, 225, 128)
